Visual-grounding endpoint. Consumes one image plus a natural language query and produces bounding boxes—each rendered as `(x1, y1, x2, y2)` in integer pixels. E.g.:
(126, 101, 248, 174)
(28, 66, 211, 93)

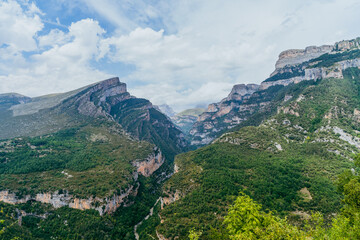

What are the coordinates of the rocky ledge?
(0, 186, 135, 216)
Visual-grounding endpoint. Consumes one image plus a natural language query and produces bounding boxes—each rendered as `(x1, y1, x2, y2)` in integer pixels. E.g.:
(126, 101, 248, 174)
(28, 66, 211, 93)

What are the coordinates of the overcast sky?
(1, 0, 360, 111)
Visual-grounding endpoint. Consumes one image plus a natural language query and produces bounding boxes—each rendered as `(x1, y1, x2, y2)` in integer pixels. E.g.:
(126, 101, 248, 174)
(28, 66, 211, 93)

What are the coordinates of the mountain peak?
(90, 77, 125, 92)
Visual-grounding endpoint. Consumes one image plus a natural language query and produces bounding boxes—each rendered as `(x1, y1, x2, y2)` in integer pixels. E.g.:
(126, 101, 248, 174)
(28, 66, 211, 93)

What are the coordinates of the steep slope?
(190, 38, 360, 146)
(153, 70, 360, 238)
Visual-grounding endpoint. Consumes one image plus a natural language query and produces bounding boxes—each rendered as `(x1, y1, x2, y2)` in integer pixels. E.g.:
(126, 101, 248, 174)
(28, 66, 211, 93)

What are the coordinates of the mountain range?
(1, 37, 360, 239)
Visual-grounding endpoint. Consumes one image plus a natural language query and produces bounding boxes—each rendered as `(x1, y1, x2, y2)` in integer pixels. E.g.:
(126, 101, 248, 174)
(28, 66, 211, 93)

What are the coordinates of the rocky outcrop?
(275, 45, 333, 69)
(275, 38, 360, 71)
(260, 58, 360, 90)
(72, 77, 130, 118)
(225, 84, 260, 101)
(133, 148, 165, 177)
(335, 38, 360, 51)
(189, 38, 360, 146)
(0, 185, 135, 215)
(162, 190, 182, 207)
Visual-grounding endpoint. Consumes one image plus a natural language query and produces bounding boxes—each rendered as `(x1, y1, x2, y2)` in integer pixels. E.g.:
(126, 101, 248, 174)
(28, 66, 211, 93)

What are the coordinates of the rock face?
(261, 58, 360, 90)
(263, 38, 360, 90)
(0, 186, 134, 216)
(225, 84, 260, 101)
(0, 77, 188, 155)
(133, 147, 165, 177)
(275, 45, 333, 69)
(0, 146, 164, 215)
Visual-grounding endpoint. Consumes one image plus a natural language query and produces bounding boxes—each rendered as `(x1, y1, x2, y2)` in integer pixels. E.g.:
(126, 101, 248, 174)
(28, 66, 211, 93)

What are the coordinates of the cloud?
(94, 0, 360, 111)
(0, 0, 43, 52)
(0, 18, 110, 96)
(2, 0, 360, 112)
(38, 29, 70, 48)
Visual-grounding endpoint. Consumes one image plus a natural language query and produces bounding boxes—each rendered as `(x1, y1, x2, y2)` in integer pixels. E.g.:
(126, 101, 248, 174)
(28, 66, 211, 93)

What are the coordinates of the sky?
(1, 0, 360, 111)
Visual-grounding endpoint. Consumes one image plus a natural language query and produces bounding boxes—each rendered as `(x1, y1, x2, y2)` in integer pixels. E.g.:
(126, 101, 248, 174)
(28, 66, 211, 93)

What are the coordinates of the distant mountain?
(189, 38, 360, 146)
(156, 104, 177, 118)
(171, 108, 205, 134)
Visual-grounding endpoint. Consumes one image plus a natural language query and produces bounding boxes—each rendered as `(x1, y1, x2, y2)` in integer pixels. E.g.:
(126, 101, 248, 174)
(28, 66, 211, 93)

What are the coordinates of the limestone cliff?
(0, 186, 134, 216)
(133, 147, 165, 177)
(275, 45, 333, 69)
(263, 38, 360, 90)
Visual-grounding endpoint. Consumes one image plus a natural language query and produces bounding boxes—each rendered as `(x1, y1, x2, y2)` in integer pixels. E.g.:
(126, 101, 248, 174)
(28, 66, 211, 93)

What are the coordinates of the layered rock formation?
(0, 143, 165, 215)
(0, 77, 188, 154)
(275, 45, 333, 69)
(0, 186, 134, 216)
(263, 38, 360, 90)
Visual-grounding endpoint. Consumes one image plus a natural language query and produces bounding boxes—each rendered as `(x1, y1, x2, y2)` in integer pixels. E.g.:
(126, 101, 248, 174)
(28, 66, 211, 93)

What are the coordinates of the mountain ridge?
(189, 37, 360, 146)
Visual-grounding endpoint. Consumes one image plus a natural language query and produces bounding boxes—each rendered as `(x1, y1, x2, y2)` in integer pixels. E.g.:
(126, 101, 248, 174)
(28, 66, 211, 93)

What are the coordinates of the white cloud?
(0, 18, 110, 96)
(0, 0, 43, 51)
(2, 0, 360, 112)
(38, 29, 70, 47)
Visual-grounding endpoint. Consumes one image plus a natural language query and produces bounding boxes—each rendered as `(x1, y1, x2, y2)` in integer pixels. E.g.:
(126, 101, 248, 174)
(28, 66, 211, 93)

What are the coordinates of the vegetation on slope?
(0, 120, 153, 198)
(109, 98, 188, 161)
(0, 172, 163, 240)
(155, 68, 360, 239)
(310, 49, 360, 68)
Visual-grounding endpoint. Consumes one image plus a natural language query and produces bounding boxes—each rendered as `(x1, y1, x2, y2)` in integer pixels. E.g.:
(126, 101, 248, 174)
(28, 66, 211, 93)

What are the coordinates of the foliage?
(0, 172, 163, 239)
(216, 153, 360, 240)
(264, 66, 305, 82)
(188, 228, 202, 240)
(0, 122, 153, 198)
(309, 49, 360, 68)
(223, 193, 305, 240)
